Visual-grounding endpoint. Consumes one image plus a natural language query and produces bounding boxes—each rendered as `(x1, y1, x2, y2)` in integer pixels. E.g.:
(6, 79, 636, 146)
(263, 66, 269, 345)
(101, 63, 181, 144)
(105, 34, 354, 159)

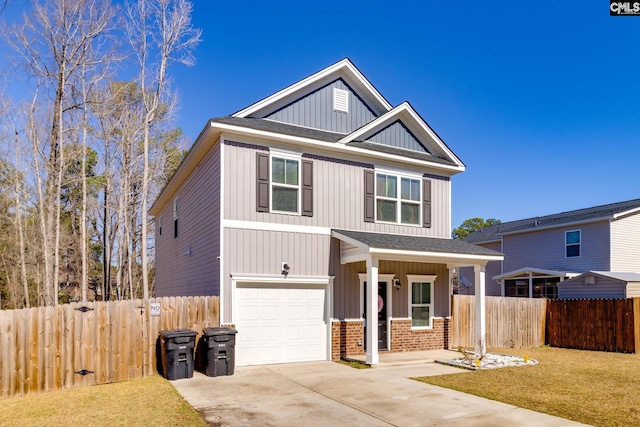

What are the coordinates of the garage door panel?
(235, 283, 327, 366)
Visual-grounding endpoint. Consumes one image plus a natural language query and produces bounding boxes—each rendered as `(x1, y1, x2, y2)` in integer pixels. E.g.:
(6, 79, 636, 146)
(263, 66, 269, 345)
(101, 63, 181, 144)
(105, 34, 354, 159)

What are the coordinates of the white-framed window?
(407, 275, 436, 328)
(376, 172, 421, 225)
(565, 230, 581, 258)
(271, 153, 301, 214)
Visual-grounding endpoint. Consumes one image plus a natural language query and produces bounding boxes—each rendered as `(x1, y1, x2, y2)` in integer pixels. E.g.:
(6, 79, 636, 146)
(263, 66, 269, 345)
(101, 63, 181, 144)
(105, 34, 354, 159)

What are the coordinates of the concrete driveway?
(172, 361, 587, 426)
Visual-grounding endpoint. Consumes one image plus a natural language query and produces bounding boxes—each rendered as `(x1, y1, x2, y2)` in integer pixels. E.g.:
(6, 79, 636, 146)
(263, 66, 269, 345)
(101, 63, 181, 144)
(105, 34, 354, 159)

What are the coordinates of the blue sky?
(3, 1, 640, 230)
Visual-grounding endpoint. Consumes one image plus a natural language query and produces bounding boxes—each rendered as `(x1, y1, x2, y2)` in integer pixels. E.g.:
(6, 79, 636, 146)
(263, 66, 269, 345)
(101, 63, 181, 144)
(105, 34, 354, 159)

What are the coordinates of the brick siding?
(331, 317, 451, 360)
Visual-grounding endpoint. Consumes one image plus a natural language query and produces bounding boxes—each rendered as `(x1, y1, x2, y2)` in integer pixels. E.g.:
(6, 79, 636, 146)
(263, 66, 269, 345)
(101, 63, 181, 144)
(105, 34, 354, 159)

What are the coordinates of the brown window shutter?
(301, 160, 313, 217)
(256, 152, 269, 212)
(422, 179, 432, 228)
(364, 169, 375, 223)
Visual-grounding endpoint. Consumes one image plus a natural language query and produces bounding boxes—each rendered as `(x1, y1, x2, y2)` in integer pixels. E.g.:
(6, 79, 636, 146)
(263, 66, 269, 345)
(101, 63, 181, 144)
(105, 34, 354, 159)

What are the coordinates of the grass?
(417, 347, 640, 427)
(336, 358, 371, 369)
(0, 375, 208, 427)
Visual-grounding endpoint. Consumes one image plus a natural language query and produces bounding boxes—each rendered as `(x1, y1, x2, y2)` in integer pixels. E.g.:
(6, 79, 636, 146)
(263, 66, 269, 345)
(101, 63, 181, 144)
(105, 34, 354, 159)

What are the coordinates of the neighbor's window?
(408, 275, 436, 328)
(271, 156, 300, 213)
(376, 173, 421, 225)
(566, 230, 580, 257)
(173, 199, 179, 238)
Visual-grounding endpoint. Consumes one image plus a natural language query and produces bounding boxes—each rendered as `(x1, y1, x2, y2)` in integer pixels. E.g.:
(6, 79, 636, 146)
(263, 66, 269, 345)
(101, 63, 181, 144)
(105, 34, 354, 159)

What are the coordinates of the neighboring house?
(149, 59, 502, 366)
(557, 271, 640, 299)
(461, 199, 640, 298)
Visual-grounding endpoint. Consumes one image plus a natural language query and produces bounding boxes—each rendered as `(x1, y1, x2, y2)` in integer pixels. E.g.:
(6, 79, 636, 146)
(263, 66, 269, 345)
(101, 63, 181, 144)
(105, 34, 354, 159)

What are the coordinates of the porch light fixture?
(394, 280, 402, 290)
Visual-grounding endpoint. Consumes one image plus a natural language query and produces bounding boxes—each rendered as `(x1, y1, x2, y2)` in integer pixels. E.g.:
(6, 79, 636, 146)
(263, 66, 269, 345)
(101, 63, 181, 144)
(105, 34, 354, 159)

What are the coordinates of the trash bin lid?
(160, 329, 198, 339)
(203, 326, 238, 336)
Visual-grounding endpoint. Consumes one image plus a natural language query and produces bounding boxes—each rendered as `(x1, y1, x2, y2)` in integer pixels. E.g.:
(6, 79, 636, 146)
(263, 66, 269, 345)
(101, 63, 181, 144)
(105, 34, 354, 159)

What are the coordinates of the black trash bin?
(159, 329, 197, 380)
(202, 327, 237, 377)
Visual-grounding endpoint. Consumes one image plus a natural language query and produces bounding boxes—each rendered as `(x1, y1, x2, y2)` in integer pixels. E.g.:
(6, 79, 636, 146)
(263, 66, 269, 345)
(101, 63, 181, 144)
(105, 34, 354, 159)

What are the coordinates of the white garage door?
(235, 283, 328, 365)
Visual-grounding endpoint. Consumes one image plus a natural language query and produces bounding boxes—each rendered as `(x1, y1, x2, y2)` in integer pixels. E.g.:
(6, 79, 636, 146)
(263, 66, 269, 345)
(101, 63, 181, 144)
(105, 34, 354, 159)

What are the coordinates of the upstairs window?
(271, 156, 300, 213)
(376, 173, 421, 225)
(257, 152, 313, 217)
(566, 230, 580, 257)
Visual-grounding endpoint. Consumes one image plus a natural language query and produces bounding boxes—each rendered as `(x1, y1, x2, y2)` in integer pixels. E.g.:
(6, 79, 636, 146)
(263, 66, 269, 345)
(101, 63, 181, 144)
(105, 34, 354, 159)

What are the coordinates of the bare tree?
(7, 0, 116, 305)
(125, 0, 200, 299)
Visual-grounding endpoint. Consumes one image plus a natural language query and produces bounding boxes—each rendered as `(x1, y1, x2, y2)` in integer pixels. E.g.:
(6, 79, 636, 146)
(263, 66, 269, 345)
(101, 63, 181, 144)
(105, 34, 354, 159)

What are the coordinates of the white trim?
(358, 273, 394, 351)
(565, 229, 581, 258)
(211, 123, 465, 173)
(219, 136, 226, 324)
(368, 248, 503, 262)
(231, 274, 333, 284)
(231, 275, 333, 364)
(223, 219, 331, 235)
(233, 58, 392, 118)
(407, 275, 437, 329)
(612, 207, 640, 219)
(337, 102, 464, 168)
(270, 153, 302, 215)
(374, 171, 422, 226)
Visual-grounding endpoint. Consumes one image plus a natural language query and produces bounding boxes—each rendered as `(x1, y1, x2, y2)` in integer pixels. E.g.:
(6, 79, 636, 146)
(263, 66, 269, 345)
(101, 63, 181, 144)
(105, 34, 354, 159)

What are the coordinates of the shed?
(557, 271, 640, 299)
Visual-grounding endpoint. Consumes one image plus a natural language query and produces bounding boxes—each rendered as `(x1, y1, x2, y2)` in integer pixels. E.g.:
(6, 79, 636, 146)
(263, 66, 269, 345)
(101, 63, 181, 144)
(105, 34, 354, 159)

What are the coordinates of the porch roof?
(493, 267, 580, 281)
(331, 229, 503, 266)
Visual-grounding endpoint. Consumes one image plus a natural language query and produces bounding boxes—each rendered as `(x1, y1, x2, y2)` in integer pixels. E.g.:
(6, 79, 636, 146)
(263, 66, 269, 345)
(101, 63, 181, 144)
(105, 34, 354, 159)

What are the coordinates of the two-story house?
(149, 59, 502, 366)
(461, 199, 640, 299)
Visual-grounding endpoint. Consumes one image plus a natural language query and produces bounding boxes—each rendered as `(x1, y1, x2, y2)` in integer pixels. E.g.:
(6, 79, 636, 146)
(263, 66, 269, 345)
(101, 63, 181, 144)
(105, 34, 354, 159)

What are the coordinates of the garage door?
(235, 283, 327, 365)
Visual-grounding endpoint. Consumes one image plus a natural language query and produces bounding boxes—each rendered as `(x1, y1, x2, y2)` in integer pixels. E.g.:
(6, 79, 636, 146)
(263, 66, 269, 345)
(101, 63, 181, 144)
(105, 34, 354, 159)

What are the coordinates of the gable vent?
(585, 276, 596, 285)
(333, 88, 349, 113)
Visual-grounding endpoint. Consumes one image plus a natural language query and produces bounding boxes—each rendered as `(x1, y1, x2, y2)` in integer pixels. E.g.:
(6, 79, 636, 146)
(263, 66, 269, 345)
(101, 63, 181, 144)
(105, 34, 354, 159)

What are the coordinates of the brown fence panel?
(0, 296, 219, 399)
(452, 295, 546, 349)
(545, 298, 635, 353)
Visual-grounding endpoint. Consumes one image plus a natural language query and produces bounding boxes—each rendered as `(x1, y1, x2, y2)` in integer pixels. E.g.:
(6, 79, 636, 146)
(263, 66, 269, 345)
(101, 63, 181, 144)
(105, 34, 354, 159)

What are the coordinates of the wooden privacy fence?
(452, 295, 547, 349)
(546, 298, 638, 353)
(0, 296, 219, 399)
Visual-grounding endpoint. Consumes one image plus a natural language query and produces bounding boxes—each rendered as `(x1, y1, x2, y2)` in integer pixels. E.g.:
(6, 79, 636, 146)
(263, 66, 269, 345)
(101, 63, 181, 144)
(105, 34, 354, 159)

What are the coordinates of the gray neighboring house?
(557, 271, 640, 299)
(461, 199, 640, 298)
(149, 59, 502, 366)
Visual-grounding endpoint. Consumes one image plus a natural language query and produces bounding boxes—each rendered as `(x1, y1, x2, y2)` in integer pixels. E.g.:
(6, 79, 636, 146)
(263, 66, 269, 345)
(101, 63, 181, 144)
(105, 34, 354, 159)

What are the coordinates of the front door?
(363, 282, 388, 350)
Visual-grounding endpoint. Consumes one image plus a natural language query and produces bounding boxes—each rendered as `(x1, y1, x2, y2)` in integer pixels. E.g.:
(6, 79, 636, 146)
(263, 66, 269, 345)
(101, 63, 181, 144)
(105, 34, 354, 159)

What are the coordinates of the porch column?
(474, 264, 486, 356)
(528, 272, 533, 298)
(366, 256, 379, 365)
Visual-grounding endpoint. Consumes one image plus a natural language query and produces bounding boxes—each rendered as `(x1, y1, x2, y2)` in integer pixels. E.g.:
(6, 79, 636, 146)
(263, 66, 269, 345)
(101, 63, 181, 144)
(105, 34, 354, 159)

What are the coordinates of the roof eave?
(210, 122, 465, 174)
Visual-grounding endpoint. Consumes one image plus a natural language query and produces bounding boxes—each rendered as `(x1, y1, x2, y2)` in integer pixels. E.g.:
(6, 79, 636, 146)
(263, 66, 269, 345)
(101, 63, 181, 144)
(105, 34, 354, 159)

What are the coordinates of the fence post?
(634, 298, 640, 354)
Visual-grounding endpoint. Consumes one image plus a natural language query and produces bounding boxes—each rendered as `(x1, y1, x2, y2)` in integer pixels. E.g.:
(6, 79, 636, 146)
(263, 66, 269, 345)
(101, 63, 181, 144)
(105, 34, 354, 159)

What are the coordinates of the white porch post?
(366, 256, 379, 365)
(474, 264, 486, 356)
(528, 272, 533, 298)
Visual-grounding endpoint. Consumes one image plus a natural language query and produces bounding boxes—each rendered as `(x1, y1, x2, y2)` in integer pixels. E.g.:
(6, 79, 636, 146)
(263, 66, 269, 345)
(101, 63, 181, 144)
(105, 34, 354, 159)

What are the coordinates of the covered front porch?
(331, 229, 504, 365)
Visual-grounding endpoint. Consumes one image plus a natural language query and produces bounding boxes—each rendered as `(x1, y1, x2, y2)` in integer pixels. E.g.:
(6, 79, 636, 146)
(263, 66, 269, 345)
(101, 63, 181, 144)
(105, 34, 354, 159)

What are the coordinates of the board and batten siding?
(368, 120, 427, 153)
(502, 221, 611, 273)
(611, 212, 640, 273)
(264, 79, 377, 134)
(222, 229, 331, 323)
(328, 237, 450, 320)
(223, 141, 452, 238)
(155, 140, 221, 297)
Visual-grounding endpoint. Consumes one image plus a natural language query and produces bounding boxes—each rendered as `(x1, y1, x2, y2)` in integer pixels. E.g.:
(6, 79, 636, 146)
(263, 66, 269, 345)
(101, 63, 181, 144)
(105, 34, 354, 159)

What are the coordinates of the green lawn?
(417, 347, 640, 427)
(0, 375, 207, 427)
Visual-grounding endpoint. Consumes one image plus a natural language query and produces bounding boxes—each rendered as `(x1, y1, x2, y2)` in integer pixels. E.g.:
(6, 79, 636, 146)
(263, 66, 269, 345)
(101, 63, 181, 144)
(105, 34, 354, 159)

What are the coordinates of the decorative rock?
(436, 352, 538, 370)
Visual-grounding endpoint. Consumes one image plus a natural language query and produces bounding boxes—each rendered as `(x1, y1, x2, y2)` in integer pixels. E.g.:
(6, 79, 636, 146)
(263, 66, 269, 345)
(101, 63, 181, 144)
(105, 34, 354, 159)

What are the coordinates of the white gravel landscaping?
(436, 352, 538, 370)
